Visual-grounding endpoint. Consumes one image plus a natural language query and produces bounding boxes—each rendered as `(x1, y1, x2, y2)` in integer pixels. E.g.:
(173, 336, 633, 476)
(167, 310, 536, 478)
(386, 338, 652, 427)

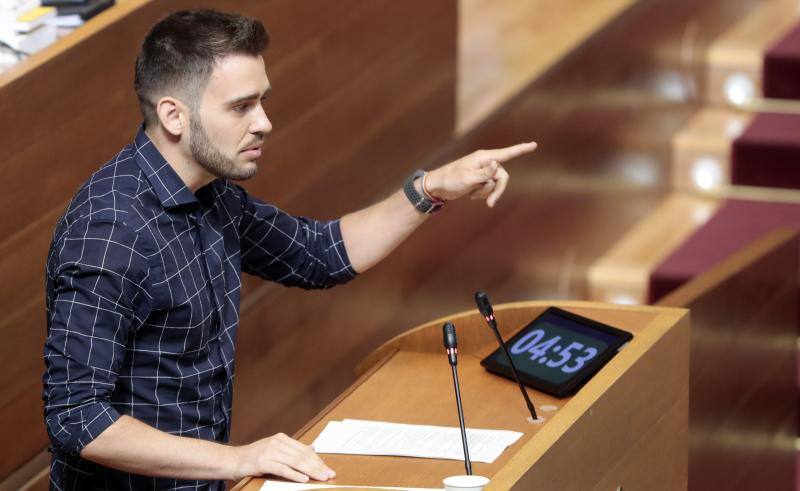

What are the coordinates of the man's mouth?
(240, 144, 262, 159)
(241, 143, 262, 152)
(240, 142, 263, 159)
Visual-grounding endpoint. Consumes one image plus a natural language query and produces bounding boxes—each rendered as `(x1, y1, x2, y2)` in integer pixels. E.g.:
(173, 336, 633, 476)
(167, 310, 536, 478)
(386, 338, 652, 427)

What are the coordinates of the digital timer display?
(481, 307, 633, 398)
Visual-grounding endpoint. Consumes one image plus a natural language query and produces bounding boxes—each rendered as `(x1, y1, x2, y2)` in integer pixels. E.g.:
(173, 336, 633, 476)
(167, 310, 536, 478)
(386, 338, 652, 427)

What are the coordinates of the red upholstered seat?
(764, 23, 800, 100)
(648, 199, 800, 303)
(732, 113, 800, 190)
(740, 22, 800, 191)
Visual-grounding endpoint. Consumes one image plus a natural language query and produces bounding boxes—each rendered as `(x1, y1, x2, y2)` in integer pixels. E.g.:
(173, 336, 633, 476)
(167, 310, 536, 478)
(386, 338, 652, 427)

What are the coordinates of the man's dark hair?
(134, 9, 269, 128)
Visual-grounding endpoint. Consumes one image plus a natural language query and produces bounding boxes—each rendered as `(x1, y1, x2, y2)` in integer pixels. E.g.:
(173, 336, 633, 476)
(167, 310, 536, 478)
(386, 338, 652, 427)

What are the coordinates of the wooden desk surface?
(235, 303, 687, 490)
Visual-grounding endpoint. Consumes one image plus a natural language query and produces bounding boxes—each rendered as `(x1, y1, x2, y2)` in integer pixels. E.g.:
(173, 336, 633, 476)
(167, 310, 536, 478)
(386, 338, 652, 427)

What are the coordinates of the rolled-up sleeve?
(238, 188, 357, 289)
(43, 218, 150, 455)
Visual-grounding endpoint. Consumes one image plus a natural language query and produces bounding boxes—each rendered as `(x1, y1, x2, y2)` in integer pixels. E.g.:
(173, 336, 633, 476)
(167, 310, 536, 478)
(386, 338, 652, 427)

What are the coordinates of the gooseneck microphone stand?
(475, 291, 539, 421)
(443, 322, 472, 475)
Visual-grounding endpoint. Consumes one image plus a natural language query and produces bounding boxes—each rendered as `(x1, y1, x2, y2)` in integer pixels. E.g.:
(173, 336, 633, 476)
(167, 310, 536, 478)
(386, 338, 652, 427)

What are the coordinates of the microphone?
(443, 322, 472, 475)
(474, 291, 495, 326)
(474, 291, 539, 421)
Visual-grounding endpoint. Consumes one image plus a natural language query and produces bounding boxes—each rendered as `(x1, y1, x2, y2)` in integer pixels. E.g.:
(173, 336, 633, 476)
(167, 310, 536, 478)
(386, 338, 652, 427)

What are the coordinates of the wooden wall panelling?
(657, 228, 798, 490)
(0, 0, 456, 483)
(457, 0, 642, 134)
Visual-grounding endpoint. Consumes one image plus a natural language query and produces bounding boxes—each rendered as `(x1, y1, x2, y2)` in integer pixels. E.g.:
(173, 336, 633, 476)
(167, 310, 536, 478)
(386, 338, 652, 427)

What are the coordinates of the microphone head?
(443, 322, 458, 349)
(474, 291, 494, 317)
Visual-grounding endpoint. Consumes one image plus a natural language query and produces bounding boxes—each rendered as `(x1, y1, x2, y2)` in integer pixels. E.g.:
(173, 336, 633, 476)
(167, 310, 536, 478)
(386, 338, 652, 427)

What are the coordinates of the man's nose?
(251, 104, 272, 134)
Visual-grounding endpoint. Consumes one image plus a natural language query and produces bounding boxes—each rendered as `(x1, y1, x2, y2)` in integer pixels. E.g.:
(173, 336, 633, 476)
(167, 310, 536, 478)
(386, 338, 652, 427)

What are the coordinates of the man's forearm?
(80, 415, 240, 481)
(80, 415, 335, 483)
(340, 188, 427, 273)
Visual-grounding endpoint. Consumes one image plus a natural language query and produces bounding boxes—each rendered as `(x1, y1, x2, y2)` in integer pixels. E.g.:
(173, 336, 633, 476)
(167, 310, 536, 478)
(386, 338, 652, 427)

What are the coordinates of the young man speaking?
(43, 9, 536, 490)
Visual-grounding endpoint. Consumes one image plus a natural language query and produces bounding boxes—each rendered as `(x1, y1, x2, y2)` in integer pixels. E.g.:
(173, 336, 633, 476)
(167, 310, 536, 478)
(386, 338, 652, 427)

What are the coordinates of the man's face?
(189, 54, 272, 181)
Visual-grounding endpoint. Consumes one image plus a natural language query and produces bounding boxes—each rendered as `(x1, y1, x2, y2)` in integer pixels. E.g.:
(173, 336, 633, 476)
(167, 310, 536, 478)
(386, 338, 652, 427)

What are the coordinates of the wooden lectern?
(234, 301, 689, 490)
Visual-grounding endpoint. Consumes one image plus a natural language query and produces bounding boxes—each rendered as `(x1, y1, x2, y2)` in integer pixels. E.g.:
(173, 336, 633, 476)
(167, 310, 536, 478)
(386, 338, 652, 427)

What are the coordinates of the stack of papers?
(311, 419, 523, 464)
(0, 1, 57, 64)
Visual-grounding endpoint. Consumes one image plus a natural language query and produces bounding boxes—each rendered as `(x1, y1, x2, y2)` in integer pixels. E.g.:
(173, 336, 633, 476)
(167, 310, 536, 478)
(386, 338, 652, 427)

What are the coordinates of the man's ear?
(156, 97, 188, 136)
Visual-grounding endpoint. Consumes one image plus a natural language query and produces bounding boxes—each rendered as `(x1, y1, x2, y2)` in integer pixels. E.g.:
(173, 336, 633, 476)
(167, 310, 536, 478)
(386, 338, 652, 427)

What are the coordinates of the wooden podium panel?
(235, 301, 689, 490)
(657, 229, 798, 490)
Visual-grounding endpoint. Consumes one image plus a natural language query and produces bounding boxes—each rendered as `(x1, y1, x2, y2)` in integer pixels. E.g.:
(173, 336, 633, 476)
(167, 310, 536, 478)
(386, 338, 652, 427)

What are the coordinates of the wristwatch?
(403, 169, 444, 214)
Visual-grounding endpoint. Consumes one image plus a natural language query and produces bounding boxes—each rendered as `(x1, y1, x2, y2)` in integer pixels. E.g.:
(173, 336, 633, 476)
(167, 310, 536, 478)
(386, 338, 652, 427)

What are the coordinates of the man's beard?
(189, 116, 258, 181)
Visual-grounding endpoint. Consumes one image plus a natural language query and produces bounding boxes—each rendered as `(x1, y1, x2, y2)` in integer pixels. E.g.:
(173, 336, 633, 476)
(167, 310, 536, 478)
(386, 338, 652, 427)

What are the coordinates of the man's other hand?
(426, 141, 537, 208)
(233, 432, 335, 483)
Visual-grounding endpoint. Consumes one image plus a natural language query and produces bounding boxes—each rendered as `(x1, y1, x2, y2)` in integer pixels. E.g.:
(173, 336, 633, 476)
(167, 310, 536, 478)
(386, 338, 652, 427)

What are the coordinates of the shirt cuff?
(47, 400, 122, 456)
(328, 219, 358, 281)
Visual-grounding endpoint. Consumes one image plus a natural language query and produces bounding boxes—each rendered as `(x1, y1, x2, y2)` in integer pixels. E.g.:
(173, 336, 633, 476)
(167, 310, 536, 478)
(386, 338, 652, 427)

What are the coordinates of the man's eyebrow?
(226, 86, 272, 106)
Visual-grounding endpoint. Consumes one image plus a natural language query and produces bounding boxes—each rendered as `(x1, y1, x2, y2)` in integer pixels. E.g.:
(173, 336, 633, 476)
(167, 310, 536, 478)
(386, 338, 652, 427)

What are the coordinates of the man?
(43, 8, 536, 490)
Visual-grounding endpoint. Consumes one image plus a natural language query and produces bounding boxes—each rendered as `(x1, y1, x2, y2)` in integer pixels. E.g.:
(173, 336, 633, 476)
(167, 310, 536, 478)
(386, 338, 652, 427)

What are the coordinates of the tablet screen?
(481, 307, 633, 398)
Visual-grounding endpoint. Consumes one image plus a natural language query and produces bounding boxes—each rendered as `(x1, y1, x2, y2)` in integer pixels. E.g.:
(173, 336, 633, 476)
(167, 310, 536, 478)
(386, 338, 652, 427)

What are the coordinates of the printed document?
(258, 480, 440, 490)
(310, 419, 522, 464)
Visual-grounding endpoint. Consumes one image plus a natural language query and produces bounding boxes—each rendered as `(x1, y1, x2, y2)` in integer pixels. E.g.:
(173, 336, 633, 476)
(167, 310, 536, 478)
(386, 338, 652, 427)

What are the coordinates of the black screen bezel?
(480, 307, 633, 398)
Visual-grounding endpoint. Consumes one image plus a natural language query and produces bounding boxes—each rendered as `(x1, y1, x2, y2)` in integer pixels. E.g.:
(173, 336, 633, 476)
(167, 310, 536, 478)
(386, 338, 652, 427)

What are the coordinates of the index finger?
(274, 439, 335, 481)
(481, 142, 537, 164)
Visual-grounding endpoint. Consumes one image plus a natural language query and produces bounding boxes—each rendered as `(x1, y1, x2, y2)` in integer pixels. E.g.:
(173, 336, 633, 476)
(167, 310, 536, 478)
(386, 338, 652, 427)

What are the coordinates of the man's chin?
(228, 161, 258, 181)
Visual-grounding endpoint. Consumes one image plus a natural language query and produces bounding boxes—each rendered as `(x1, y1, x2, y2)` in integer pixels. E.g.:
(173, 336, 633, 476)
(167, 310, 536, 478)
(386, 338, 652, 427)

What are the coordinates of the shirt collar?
(133, 127, 200, 209)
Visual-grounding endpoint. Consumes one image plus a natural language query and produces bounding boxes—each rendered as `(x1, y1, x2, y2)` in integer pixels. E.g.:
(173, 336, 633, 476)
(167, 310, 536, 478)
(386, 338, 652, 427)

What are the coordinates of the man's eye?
(234, 104, 248, 113)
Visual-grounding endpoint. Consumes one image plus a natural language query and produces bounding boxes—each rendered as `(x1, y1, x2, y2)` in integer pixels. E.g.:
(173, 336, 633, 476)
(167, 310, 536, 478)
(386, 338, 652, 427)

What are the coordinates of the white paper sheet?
(258, 480, 441, 491)
(310, 419, 522, 464)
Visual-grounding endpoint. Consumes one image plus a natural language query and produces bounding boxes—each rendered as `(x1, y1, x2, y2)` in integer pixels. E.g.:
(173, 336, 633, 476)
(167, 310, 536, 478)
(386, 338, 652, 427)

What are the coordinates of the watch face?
(481, 307, 633, 397)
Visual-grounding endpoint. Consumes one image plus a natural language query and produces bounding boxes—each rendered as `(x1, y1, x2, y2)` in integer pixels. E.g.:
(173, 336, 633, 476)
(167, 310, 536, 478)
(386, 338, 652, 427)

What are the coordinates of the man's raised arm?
(340, 142, 537, 273)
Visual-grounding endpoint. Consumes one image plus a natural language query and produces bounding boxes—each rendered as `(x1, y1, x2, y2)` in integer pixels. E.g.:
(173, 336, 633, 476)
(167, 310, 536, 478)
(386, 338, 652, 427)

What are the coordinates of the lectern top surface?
(292, 351, 557, 489)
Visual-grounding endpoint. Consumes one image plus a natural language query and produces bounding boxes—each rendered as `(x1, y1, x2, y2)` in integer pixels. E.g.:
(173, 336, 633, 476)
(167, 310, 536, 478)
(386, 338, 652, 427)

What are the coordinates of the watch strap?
(403, 169, 443, 214)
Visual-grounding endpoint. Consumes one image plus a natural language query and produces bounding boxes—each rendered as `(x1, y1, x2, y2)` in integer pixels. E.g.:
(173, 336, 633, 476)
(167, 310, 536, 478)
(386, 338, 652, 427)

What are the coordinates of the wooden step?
(458, 0, 640, 134)
(703, 0, 798, 105)
(732, 112, 800, 189)
(586, 193, 720, 305)
(764, 24, 800, 99)
(673, 107, 800, 191)
(672, 107, 752, 191)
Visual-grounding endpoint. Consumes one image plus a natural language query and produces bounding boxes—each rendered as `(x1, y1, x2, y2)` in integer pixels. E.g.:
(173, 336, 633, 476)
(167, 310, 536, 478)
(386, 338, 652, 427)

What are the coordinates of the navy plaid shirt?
(43, 128, 356, 490)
